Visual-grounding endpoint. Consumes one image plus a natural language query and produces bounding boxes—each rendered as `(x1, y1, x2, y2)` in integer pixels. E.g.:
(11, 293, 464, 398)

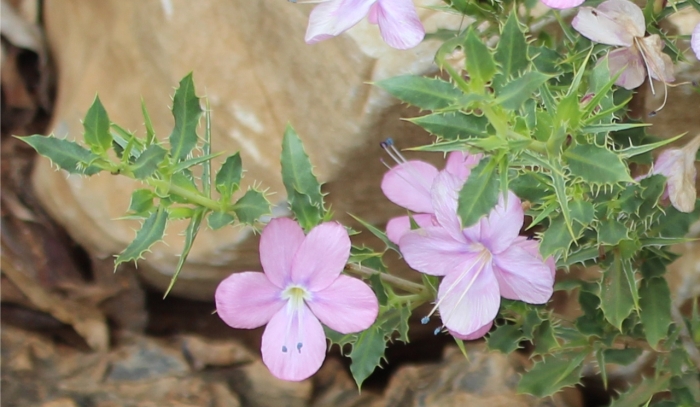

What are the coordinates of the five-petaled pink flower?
(398, 169, 555, 337)
(303, 0, 425, 50)
(215, 218, 379, 381)
(572, 0, 675, 91)
(650, 135, 700, 213)
(381, 150, 481, 244)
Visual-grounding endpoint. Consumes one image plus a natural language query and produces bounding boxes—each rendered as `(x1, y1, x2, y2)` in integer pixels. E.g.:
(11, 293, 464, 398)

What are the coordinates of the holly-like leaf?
(115, 206, 168, 268)
(349, 326, 386, 389)
(375, 75, 464, 110)
(597, 219, 628, 246)
(493, 10, 529, 89)
(532, 320, 559, 355)
(517, 351, 587, 397)
(409, 112, 489, 140)
(281, 125, 324, 230)
(486, 323, 524, 354)
(215, 153, 243, 200)
(639, 277, 672, 349)
(463, 27, 496, 89)
(128, 189, 155, 214)
(564, 143, 633, 184)
(83, 95, 113, 154)
(609, 375, 671, 407)
(20, 135, 102, 175)
(233, 189, 269, 225)
(600, 254, 636, 330)
(457, 158, 500, 227)
(495, 72, 550, 110)
(207, 211, 235, 230)
(141, 98, 156, 146)
(164, 209, 205, 298)
(131, 144, 167, 179)
(169, 73, 202, 160)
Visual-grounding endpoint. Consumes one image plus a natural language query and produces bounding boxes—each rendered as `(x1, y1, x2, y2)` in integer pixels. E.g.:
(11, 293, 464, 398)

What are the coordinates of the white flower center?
(279, 284, 312, 353)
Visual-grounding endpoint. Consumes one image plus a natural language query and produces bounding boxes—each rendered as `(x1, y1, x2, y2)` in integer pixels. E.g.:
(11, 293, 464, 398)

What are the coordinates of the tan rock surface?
(32, 0, 462, 299)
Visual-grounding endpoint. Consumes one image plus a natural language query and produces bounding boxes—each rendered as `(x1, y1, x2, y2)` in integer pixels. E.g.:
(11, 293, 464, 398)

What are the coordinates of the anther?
(297, 342, 303, 353)
(282, 346, 288, 353)
(421, 316, 430, 324)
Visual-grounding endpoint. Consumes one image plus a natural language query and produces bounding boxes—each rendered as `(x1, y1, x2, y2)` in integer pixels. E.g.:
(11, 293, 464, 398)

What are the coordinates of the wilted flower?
(398, 170, 555, 338)
(381, 141, 480, 244)
(298, 0, 425, 50)
(651, 135, 700, 213)
(215, 218, 378, 381)
(572, 0, 675, 92)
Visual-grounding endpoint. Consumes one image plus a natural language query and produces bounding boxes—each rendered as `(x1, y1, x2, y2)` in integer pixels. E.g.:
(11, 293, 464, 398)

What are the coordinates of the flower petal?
(261, 305, 326, 381)
(430, 171, 466, 240)
(693, 23, 700, 61)
(449, 320, 493, 340)
(305, 0, 375, 45)
(400, 226, 471, 276)
(444, 151, 482, 182)
(381, 160, 439, 213)
(373, 0, 425, 49)
(479, 191, 523, 255)
(437, 258, 500, 337)
(386, 213, 436, 245)
(540, 0, 584, 10)
(215, 272, 284, 329)
(492, 241, 555, 304)
(639, 35, 675, 83)
(291, 222, 351, 291)
(655, 136, 700, 213)
(572, 0, 643, 47)
(260, 218, 305, 288)
(605, 47, 646, 90)
(307, 275, 379, 333)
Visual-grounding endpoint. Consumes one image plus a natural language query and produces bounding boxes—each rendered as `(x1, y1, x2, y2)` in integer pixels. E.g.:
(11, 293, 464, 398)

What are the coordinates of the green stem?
(345, 263, 427, 295)
(146, 177, 223, 211)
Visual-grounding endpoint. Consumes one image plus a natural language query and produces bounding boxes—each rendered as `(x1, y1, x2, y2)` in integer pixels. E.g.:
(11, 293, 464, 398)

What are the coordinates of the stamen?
(421, 316, 430, 324)
(282, 346, 288, 353)
(633, 37, 656, 96)
(280, 285, 311, 354)
(434, 327, 442, 336)
(380, 138, 434, 194)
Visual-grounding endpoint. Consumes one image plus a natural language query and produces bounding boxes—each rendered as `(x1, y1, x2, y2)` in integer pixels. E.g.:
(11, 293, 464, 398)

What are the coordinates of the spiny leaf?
(375, 75, 464, 110)
(564, 143, 633, 184)
(208, 211, 235, 230)
(141, 98, 156, 146)
(639, 277, 672, 349)
(457, 158, 500, 227)
(486, 324, 524, 354)
(493, 10, 529, 89)
(233, 189, 269, 224)
(495, 72, 550, 110)
(215, 153, 243, 200)
(115, 206, 168, 268)
(131, 144, 167, 179)
(164, 209, 205, 298)
(128, 189, 155, 214)
(599, 253, 636, 330)
(517, 351, 587, 397)
(609, 374, 671, 407)
(409, 112, 489, 140)
(169, 73, 202, 161)
(20, 135, 102, 175)
(83, 95, 112, 154)
(349, 326, 386, 389)
(463, 27, 496, 90)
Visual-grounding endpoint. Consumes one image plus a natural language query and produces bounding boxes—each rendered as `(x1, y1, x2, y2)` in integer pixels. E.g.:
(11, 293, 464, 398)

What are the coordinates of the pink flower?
(398, 173, 555, 338)
(651, 135, 700, 213)
(692, 23, 700, 61)
(572, 0, 675, 90)
(303, 0, 425, 50)
(381, 150, 481, 244)
(215, 218, 379, 381)
(540, 0, 584, 10)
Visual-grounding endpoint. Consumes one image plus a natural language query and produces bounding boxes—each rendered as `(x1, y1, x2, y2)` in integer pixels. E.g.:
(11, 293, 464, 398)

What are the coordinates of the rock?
(31, 0, 463, 300)
(226, 360, 313, 407)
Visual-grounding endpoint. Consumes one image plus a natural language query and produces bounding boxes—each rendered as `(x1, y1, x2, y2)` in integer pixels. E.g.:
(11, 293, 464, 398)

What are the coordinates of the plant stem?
(146, 177, 223, 212)
(345, 263, 427, 295)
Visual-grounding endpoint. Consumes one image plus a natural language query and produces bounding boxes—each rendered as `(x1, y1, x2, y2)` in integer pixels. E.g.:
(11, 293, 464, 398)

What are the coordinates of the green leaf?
(111, 123, 143, 161)
(600, 253, 636, 330)
(215, 153, 243, 200)
(564, 143, 633, 184)
(639, 277, 672, 349)
(83, 95, 112, 153)
(20, 135, 102, 175)
(597, 219, 628, 246)
(169, 73, 202, 160)
(233, 189, 269, 224)
(533, 320, 559, 355)
(495, 72, 550, 110)
(486, 324, 524, 354)
(281, 125, 325, 230)
(349, 214, 400, 253)
(349, 326, 386, 389)
(172, 153, 222, 173)
(128, 189, 155, 214)
(575, 291, 606, 337)
(603, 348, 642, 365)
(617, 134, 683, 159)
(570, 200, 595, 227)
(409, 112, 489, 140)
(375, 75, 464, 110)
(549, 165, 576, 240)
(208, 211, 235, 230)
(164, 209, 205, 298)
(131, 144, 167, 179)
(540, 215, 575, 258)
(463, 27, 496, 89)
(493, 10, 529, 89)
(115, 206, 168, 268)
(457, 158, 500, 227)
(609, 375, 671, 407)
(141, 98, 156, 146)
(517, 351, 587, 397)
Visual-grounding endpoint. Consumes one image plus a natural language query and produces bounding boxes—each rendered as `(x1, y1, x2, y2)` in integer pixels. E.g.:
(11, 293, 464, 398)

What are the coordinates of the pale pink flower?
(381, 150, 481, 244)
(572, 0, 675, 91)
(215, 218, 378, 381)
(302, 0, 425, 50)
(651, 135, 700, 213)
(692, 23, 700, 61)
(398, 173, 555, 338)
(540, 0, 584, 10)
